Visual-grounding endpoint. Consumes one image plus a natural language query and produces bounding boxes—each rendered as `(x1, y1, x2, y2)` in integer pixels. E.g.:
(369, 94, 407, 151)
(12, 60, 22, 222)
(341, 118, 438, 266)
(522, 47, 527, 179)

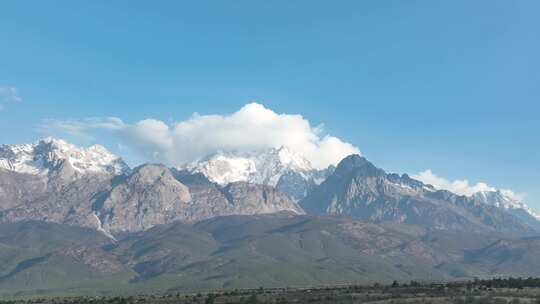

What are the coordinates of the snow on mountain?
(0, 137, 129, 176)
(182, 146, 320, 186)
(473, 190, 540, 221)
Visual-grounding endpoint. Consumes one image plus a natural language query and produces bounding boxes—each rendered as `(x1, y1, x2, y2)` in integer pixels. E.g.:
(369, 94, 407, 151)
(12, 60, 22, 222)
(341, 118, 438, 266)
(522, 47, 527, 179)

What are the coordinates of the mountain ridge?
(0, 137, 129, 176)
(0, 139, 538, 237)
(0, 139, 540, 296)
(300, 154, 537, 236)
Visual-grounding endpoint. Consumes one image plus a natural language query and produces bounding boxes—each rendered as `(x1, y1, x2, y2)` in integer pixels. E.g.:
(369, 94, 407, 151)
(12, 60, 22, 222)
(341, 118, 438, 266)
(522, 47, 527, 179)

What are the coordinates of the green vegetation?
(2, 220, 540, 299)
(2, 278, 540, 304)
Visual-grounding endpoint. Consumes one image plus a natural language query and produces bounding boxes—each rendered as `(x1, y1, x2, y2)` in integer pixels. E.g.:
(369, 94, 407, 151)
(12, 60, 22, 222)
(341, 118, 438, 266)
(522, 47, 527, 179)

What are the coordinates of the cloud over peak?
(413, 169, 525, 201)
(43, 103, 360, 169)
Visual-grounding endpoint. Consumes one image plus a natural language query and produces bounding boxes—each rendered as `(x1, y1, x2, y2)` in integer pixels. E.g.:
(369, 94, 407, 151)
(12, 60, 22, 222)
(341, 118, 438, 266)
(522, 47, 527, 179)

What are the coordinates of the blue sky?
(0, 1, 538, 206)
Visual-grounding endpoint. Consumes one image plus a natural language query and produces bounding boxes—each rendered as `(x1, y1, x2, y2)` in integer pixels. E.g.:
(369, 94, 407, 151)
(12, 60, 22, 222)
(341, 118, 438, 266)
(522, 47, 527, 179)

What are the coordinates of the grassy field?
(3, 279, 540, 304)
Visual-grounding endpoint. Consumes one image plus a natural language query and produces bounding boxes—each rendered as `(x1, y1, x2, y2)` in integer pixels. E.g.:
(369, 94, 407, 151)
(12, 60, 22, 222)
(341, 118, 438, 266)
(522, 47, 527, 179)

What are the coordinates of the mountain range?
(0, 138, 539, 296)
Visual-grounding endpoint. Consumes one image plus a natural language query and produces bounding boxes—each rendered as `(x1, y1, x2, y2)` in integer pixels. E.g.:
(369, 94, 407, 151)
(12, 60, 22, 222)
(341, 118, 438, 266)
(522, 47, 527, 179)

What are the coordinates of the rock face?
(172, 170, 304, 223)
(0, 139, 304, 234)
(0, 138, 539, 238)
(300, 155, 536, 236)
(0, 172, 114, 229)
(0, 138, 132, 231)
(0, 170, 47, 211)
(471, 190, 540, 231)
(275, 168, 334, 202)
(97, 165, 303, 233)
(0, 143, 123, 231)
(224, 182, 304, 214)
(0, 163, 303, 234)
(0, 138, 129, 213)
(98, 165, 192, 233)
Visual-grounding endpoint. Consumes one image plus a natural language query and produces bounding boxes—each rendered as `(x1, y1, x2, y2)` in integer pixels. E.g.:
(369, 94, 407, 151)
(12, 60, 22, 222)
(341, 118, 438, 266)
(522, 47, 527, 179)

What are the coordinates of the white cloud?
(500, 189, 526, 202)
(0, 86, 22, 110)
(413, 169, 525, 201)
(413, 170, 495, 196)
(41, 103, 360, 169)
(41, 117, 126, 141)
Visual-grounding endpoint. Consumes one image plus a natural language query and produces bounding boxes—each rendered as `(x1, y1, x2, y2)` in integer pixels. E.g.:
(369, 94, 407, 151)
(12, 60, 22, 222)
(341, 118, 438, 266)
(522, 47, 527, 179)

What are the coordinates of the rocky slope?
(95, 165, 302, 233)
(465, 236, 540, 276)
(0, 139, 303, 234)
(299, 155, 536, 237)
(0, 163, 303, 234)
(184, 150, 540, 238)
(473, 190, 540, 219)
(0, 138, 130, 232)
(471, 190, 540, 231)
(0, 138, 538, 238)
(2, 215, 535, 296)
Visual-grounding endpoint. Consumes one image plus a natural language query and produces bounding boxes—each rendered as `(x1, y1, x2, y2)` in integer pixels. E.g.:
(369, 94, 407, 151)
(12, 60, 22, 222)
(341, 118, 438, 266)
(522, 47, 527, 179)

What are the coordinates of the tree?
(244, 294, 258, 304)
(205, 294, 216, 304)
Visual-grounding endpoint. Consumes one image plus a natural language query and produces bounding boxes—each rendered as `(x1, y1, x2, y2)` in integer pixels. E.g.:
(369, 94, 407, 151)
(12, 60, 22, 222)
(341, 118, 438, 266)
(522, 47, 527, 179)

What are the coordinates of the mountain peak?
(182, 146, 317, 186)
(0, 138, 130, 176)
(337, 154, 368, 167)
(334, 154, 382, 177)
(40, 136, 69, 146)
(473, 190, 540, 221)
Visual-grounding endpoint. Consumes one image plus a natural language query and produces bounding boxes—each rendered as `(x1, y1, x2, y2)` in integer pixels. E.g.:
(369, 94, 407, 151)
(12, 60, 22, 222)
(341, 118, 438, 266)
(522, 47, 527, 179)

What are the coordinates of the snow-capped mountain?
(0, 137, 129, 176)
(472, 190, 540, 221)
(0, 137, 538, 237)
(183, 146, 312, 186)
(180, 146, 334, 201)
(0, 139, 302, 234)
